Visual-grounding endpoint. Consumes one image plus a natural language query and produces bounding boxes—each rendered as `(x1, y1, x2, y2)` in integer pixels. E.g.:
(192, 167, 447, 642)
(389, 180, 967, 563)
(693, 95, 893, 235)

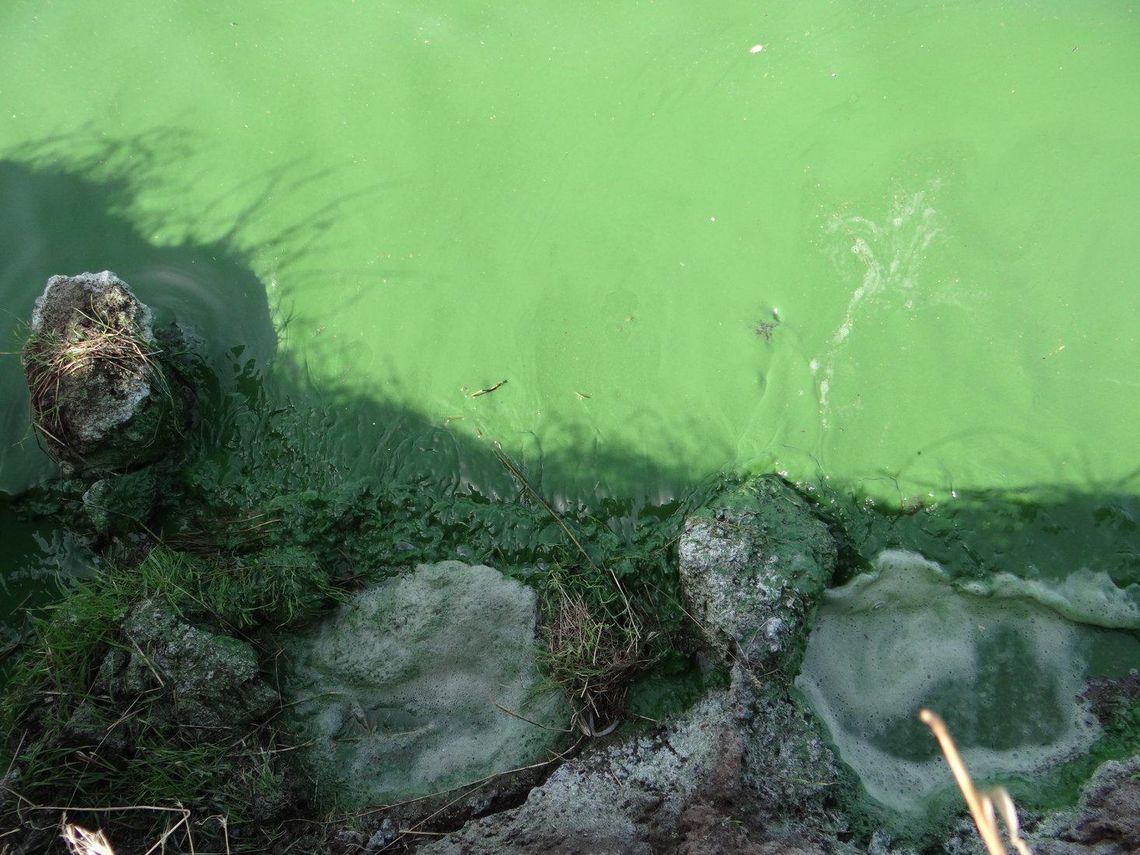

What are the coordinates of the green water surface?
(1, 0, 1138, 828)
(1, 0, 1137, 501)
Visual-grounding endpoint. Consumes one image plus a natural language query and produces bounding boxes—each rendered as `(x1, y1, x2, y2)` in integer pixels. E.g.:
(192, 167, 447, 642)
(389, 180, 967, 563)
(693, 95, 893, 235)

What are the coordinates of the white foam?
(797, 550, 1107, 814)
(815, 190, 942, 423)
(962, 568, 1140, 631)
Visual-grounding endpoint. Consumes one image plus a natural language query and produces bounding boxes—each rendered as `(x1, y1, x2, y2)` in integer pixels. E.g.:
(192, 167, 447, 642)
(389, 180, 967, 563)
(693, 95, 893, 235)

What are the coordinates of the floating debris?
(465, 379, 509, 398)
(753, 317, 780, 340)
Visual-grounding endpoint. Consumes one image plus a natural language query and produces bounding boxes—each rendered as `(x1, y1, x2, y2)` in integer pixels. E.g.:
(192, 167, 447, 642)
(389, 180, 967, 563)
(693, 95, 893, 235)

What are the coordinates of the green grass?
(1, 382, 725, 849)
(118, 544, 342, 630)
(0, 544, 343, 852)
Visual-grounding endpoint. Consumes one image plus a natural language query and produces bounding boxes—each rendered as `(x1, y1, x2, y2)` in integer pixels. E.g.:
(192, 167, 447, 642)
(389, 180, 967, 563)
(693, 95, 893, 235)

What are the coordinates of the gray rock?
(106, 598, 277, 731)
(678, 475, 837, 675)
(365, 819, 399, 852)
(282, 560, 570, 809)
(23, 271, 189, 472)
(421, 662, 853, 855)
(62, 598, 277, 769)
(1029, 756, 1140, 854)
(419, 478, 851, 855)
(421, 689, 738, 855)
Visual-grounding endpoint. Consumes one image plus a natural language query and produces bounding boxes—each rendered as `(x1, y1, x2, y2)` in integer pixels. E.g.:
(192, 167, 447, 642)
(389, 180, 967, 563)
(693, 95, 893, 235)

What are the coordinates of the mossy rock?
(23, 271, 191, 473)
(677, 475, 837, 675)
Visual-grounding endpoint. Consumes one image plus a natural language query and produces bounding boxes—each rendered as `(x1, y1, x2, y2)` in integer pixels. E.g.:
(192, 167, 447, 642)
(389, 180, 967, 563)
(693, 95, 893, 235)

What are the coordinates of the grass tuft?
(21, 305, 171, 462)
(542, 568, 653, 735)
(0, 542, 344, 852)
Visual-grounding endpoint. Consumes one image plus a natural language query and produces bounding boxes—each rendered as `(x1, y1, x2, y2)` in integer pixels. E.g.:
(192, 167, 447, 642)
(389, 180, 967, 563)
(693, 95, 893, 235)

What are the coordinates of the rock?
(1029, 756, 1140, 854)
(61, 597, 278, 775)
(419, 478, 853, 854)
(96, 598, 277, 731)
(282, 560, 570, 809)
(23, 271, 190, 472)
(677, 475, 837, 675)
(420, 690, 738, 855)
(420, 662, 854, 855)
(81, 467, 158, 535)
(365, 820, 399, 852)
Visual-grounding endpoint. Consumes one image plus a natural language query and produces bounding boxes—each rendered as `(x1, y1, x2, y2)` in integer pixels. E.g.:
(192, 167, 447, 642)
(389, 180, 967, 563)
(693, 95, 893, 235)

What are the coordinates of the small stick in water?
(467, 379, 508, 398)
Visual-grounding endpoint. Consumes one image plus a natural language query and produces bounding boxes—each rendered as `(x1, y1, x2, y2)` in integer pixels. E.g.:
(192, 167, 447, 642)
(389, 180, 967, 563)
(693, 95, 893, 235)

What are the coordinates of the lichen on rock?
(413, 476, 857, 854)
(22, 271, 191, 473)
(91, 598, 278, 732)
(678, 475, 837, 675)
(1029, 756, 1140, 854)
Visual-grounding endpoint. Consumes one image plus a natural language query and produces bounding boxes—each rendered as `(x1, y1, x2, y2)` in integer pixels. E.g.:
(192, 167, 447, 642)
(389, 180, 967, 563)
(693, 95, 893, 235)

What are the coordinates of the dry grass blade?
(545, 577, 649, 735)
(985, 788, 1033, 855)
(920, 708, 1034, 855)
(61, 823, 115, 855)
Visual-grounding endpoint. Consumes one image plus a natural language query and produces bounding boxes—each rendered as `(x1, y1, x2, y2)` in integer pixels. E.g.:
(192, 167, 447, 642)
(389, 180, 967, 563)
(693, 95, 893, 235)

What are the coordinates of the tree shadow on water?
(3, 130, 1139, 581)
(0, 133, 721, 624)
(0, 133, 1138, 854)
(0, 145, 276, 492)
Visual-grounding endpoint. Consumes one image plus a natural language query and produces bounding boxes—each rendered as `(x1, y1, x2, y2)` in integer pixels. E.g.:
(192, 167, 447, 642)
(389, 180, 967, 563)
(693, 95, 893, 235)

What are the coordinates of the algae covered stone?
(282, 560, 569, 808)
(81, 467, 158, 535)
(113, 598, 278, 730)
(678, 475, 837, 674)
(64, 598, 278, 749)
(22, 271, 190, 472)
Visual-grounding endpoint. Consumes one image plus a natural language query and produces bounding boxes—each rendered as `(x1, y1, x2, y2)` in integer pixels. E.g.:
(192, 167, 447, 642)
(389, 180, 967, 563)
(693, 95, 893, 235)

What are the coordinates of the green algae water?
(1, 0, 1138, 833)
(2, 1, 1137, 502)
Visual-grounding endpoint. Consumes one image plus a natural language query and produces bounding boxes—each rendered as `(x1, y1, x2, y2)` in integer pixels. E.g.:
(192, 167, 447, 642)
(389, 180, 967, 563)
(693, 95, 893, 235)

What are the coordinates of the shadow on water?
(0, 135, 1136, 847)
(0, 137, 278, 494)
(0, 130, 326, 631)
(1, 130, 1138, 603)
(0, 134, 727, 635)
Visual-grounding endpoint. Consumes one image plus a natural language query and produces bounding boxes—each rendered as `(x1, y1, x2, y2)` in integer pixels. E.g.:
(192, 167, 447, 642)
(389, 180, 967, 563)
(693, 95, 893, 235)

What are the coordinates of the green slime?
(1, 0, 1138, 501)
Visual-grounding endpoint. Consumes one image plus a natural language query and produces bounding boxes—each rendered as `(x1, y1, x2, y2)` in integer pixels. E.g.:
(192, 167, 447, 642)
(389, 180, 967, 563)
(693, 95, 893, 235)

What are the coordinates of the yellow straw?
(919, 708, 1008, 855)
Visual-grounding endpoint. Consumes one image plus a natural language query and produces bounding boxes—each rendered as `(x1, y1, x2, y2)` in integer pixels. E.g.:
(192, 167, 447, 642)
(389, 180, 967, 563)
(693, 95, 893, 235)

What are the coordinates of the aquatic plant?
(491, 443, 681, 734)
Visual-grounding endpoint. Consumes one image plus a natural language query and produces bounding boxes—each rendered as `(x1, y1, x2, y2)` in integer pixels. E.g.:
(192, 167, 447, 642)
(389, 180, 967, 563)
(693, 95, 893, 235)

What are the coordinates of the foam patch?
(795, 550, 1126, 815)
(282, 561, 569, 807)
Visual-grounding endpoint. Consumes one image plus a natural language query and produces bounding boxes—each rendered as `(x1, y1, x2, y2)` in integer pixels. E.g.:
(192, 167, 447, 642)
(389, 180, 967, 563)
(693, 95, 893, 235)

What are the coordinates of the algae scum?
(1, 1, 1139, 852)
